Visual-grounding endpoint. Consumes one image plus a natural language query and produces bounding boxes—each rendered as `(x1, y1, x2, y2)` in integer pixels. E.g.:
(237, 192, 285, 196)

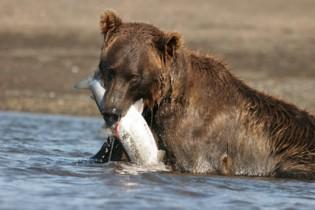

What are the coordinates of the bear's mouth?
(103, 113, 120, 129)
(75, 72, 162, 164)
(96, 100, 162, 162)
(91, 108, 158, 164)
(107, 99, 148, 136)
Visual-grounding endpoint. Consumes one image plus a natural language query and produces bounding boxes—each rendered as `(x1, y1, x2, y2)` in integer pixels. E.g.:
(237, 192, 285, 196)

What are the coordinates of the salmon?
(114, 99, 163, 165)
(76, 72, 164, 166)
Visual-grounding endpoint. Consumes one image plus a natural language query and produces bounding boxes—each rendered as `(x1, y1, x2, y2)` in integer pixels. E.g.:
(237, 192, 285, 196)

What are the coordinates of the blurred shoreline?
(1, 0, 314, 116)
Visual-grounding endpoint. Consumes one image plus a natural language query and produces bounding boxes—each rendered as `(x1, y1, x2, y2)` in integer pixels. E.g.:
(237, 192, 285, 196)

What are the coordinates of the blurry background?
(0, 0, 314, 116)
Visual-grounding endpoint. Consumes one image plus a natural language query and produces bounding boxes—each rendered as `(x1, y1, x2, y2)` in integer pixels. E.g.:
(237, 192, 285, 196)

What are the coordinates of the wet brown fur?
(98, 10, 315, 179)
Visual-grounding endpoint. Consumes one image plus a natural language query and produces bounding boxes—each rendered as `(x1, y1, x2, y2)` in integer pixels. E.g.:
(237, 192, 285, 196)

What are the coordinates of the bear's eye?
(107, 71, 115, 81)
(99, 62, 107, 73)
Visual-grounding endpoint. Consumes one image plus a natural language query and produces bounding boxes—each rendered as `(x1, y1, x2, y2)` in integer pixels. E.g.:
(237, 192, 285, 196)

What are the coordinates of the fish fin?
(74, 74, 93, 89)
(74, 70, 102, 90)
(132, 99, 144, 113)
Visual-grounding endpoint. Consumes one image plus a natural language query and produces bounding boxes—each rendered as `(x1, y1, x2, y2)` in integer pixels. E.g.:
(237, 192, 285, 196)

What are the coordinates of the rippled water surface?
(0, 112, 314, 210)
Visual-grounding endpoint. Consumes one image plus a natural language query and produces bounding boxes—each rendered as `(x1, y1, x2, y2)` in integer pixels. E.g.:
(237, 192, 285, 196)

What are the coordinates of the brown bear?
(96, 10, 315, 179)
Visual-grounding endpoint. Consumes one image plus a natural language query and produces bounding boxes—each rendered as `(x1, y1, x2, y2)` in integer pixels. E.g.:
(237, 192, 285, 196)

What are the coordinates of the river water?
(0, 111, 314, 210)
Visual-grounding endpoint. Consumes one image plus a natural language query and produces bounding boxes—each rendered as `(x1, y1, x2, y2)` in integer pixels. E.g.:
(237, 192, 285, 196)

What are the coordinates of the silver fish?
(76, 72, 164, 166)
(114, 99, 163, 165)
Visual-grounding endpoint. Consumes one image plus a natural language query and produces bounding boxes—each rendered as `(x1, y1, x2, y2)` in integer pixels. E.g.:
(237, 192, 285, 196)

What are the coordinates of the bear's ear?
(165, 32, 181, 57)
(157, 32, 181, 58)
(100, 10, 122, 35)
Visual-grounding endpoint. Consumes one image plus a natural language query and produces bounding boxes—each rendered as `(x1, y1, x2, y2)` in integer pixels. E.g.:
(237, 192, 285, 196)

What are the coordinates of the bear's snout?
(103, 111, 120, 127)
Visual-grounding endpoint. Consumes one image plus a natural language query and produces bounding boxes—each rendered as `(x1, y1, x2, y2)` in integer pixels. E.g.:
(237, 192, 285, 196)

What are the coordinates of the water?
(0, 112, 314, 210)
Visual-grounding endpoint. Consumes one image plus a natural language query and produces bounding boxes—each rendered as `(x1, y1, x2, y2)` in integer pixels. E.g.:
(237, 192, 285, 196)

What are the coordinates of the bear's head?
(98, 10, 181, 126)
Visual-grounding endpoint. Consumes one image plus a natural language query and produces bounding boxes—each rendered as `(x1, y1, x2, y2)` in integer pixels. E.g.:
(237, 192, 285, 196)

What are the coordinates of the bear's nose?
(103, 113, 119, 127)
